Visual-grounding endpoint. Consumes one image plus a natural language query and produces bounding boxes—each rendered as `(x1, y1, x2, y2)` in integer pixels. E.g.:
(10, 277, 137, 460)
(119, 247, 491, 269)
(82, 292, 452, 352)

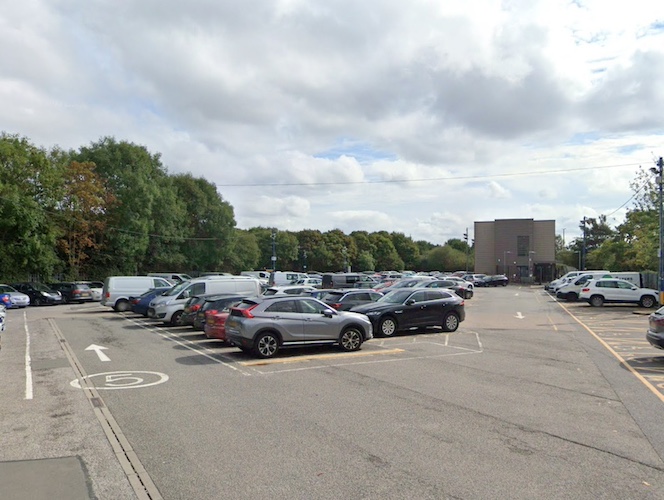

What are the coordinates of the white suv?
(579, 279, 659, 308)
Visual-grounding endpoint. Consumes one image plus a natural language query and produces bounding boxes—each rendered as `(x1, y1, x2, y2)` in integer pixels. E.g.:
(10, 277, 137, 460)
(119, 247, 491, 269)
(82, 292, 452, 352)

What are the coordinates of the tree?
(390, 232, 420, 270)
(224, 229, 260, 273)
(370, 233, 403, 271)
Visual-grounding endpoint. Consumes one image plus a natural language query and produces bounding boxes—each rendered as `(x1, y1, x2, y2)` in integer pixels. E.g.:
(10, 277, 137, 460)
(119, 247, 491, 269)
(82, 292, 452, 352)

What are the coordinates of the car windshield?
(33, 283, 53, 292)
(377, 289, 413, 304)
(0, 285, 17, 293)
(163, 281, 188, 296)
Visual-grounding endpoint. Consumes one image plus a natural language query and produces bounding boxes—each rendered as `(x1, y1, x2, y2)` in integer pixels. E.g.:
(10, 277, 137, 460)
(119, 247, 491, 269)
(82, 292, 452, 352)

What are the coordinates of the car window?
(409, 291, 429, 303)
(284, 288, 302, 295)
(298, 299, 332, 314)
(597, 281, 616, 288)
(266, 300, 299, 313)
(616, 281, 634, 289)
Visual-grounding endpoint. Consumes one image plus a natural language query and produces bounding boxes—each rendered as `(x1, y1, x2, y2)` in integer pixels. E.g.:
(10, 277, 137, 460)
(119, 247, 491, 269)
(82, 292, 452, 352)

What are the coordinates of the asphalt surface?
(2, 286, 664, 499)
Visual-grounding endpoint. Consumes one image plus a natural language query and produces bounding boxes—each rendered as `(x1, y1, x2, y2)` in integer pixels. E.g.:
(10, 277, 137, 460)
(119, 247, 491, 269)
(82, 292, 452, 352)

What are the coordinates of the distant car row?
(0, 281, 105, 308)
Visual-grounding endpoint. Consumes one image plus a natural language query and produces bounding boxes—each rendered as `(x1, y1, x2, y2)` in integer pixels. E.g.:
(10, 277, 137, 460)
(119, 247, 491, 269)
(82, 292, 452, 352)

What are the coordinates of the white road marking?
(515, 312, 525, 319)
(24, 310, 33, 400)
(85, 344, 111, 362)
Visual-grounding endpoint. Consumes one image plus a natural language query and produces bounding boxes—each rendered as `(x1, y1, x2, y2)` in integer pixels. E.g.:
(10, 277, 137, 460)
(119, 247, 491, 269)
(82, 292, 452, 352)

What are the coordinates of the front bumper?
(646, 330, 664, 350)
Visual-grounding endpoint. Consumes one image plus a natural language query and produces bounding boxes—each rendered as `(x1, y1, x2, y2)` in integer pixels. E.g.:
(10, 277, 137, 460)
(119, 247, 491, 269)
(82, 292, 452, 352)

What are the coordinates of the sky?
(2, 0, 664, 246)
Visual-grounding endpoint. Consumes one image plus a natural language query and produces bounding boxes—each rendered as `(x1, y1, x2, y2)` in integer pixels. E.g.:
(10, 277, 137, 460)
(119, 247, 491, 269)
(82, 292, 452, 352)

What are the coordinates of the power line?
(214, 162, 644, 187)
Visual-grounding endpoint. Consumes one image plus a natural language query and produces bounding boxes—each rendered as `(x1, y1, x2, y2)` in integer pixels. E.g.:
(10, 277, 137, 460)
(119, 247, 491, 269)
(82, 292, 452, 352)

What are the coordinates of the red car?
(202, 296, 246, 340)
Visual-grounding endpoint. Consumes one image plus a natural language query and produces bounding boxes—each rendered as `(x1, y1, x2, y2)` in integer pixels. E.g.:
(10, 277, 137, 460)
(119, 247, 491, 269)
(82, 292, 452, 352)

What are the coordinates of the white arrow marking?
(515, 312, 525, 319)
(85, 344, 111, 362)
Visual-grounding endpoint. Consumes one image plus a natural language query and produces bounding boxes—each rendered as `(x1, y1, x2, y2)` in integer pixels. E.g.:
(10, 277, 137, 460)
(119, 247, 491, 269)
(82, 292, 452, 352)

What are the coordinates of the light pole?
(503, 250, 511, 276)
(271, 230, 277, 272)
(651, 157, 664, 305)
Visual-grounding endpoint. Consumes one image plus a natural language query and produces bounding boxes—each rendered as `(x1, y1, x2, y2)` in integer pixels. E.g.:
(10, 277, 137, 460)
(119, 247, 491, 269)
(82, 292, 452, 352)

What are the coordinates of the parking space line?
(240, 348, 405, 366)
(24, 310, 33, 400)
(557, 302, 664, 404)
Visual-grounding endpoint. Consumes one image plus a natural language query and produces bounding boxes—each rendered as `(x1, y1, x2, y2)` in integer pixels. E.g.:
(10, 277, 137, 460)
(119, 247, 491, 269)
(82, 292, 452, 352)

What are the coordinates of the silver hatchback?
(225, 296, 373, 358)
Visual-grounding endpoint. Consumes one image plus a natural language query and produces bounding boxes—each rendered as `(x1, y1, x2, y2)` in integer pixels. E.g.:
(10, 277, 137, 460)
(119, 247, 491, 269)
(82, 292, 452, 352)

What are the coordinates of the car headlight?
(42, 292, 50, 297)
(365, 311, 381, 316)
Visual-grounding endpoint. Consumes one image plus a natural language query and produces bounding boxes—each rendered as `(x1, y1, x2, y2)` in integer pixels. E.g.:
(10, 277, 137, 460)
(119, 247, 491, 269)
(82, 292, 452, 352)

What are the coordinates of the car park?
(646, 305, 664, 350)
(0, 284, 30, 308)
(579, 279, 659, 308)
(11, 282, 64, 306)
(48, 282, 94, 303)
(555, 272, 614, 301)
(225, 295, 373, 358)
(321, 289, 384, 311)
(180, 295, 209, 327)
(350, 288, 465, 337)
(321, 273, 378, 289)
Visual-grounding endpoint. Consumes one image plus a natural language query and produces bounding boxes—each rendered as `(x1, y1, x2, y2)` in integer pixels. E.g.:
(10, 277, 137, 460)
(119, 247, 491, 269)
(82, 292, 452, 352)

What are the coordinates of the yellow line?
(240, 348, 405, 366)
(557, 302, 664, 404)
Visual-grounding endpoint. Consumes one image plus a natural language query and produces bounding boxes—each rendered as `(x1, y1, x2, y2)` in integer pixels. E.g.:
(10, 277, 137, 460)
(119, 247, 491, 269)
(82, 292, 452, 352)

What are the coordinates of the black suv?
(11, 282, 64, 306)
(48, 282, 94, 303)
(351, 288, 465, 337)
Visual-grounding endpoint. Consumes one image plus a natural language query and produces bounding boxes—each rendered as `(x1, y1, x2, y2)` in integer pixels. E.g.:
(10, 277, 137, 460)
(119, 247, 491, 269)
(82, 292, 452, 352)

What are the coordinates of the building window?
(517, 236, 530, 256)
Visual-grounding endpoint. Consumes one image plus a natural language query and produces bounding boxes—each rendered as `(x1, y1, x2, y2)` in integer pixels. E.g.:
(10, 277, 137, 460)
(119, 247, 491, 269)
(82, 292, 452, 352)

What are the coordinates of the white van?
(149, 276, 261, 325)
(148, 272, 192, 283)
(102, 276, 174, 312)
(268, 271, 309, 286)
(547, 270, 609, 292)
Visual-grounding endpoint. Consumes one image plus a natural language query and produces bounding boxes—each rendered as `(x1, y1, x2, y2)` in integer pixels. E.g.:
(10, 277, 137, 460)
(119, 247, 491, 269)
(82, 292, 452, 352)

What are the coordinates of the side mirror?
(406, 299, 416, 305)
(323, 309, 335, 318)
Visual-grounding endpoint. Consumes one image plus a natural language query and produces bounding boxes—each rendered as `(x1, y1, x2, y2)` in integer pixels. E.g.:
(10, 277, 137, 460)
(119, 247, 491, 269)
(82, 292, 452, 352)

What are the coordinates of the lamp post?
(503, 250, 511, 276)
(651, 157, 664, 305)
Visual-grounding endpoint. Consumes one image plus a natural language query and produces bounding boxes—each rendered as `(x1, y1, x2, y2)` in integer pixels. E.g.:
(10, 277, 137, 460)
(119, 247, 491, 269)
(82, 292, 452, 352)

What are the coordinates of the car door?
(399, 290, 433, 329)
(614, 280, 638, 302)
(264, 299, 305, 342)
(297, 298, 339, 342)
(596, 280, 620, 302)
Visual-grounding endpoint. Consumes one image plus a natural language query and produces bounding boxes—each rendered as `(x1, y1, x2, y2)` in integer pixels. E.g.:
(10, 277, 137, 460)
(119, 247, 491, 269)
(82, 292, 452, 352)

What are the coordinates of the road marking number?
(70, 371, 169, 390)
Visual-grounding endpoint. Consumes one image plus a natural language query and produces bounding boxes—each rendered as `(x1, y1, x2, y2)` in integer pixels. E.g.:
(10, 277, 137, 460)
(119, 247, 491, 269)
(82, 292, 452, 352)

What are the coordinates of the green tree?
(296, 229, 328, 272)
(224, 229, 260, 273)
(370, 233, 403, 271)
(390, 232, 420, 270)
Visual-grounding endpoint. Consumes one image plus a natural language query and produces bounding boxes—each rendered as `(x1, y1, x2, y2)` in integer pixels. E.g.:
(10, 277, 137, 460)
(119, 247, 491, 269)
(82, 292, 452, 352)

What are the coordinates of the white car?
(579, 279, 659, 308)
(262, 285, 318, 296)
(0, 284, 30, 308)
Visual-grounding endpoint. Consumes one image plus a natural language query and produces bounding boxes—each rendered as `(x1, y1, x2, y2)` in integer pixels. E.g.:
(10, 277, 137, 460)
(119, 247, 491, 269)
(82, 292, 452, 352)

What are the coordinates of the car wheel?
(170, 310, 183, 326)
(589, 295, 604, 307)
(378, 317, 397, 337)
(465, 291, 472, 299)
(566, 292, 578, 302)
(339, 327, 363, 352)
(254, 332, 280, 358)
(641, 295, 657, 308)
(442, 313, 460, 332)
(114, 300, 131, 312)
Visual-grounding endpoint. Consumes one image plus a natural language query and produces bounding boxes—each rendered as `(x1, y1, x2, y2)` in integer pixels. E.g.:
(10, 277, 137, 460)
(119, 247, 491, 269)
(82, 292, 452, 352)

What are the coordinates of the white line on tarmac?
(24, 309, 33, 400)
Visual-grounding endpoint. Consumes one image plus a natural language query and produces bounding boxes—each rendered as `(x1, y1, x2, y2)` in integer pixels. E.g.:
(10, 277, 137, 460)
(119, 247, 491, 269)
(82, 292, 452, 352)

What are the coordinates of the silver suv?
(225, 296, 373, 358)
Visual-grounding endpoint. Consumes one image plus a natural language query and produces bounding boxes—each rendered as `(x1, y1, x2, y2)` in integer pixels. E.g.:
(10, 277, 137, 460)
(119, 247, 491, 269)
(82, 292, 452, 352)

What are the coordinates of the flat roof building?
(474, 218, 556, 284)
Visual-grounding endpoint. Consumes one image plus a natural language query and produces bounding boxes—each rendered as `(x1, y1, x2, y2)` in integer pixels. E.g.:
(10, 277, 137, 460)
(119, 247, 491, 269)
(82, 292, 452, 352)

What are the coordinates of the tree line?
(0, 133, 474, 281)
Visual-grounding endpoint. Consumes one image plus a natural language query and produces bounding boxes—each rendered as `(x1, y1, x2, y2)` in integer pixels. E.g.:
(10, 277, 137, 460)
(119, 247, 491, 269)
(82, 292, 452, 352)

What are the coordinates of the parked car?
(0, 292, 13, 310)
(48, 282, 94, 304)
(350, 288, 465, 337)
(102, 276, 174, 312)
(579, 279, 659, 308)
(193, 294, 248, 331)
(293, 277, 323, 288)
(180, 295, 209, 327)
(441, 276, 475, 290)
(262, 285, 318, 296)
(82, 281, 104, 301)
(225, 296, 373, 358)
(479, 275, 509, 287)
(646, 305, 664, 350)
(462, 274, 488, 286)
(321, 289, 384, 311)
(0, 300, 5, 349)
(202, 295, 249, 339)
(415, 279, 473, 299)
(130, 287, 171, 317)
(0, 284, 30, 308)
(10, 282, 64, 306)
(555, 272, 614, 301)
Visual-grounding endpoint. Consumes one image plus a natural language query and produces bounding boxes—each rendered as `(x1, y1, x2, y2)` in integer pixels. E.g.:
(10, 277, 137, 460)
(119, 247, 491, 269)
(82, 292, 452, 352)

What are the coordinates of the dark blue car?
(130, 287, 171, 317)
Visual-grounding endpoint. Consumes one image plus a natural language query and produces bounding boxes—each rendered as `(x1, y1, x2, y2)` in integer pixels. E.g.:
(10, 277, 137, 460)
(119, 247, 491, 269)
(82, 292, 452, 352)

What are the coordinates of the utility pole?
(271, 230, 277, 272)
(653, 157, 664, 305)
(581, 216, 587, 271)
(463, 228, 469, 272)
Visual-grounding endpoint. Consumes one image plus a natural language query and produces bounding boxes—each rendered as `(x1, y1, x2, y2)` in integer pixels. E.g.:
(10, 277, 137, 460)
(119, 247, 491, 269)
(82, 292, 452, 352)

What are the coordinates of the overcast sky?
(2, 0, 664, 245)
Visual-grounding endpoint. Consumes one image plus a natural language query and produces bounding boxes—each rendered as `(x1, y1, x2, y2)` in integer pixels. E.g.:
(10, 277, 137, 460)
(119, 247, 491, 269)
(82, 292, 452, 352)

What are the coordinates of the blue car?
(130, 287, 171, 317)
(0, 293, 14, 309)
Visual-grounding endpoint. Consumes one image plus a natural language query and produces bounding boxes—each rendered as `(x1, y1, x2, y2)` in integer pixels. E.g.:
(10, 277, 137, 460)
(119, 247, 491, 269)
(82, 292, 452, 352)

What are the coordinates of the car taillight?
(192, 304, 201, 312)
(331, 303, 342, 310)
(131, 298, 139, 304)
(73, 288, 81, 295)
(206, 309, 218, 317)
(241, 304, 258, 318)
(105, 291, 110, 298)
(581, 287, 590, 292)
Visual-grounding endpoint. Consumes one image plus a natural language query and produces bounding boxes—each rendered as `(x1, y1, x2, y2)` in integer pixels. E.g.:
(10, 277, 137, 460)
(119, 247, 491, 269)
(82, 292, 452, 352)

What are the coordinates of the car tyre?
(114, 300, 131, 312)
(339, 327, 363, 352)
(442, 312, 460, 332)
(566, 292, 578, 302)
(254, 332, 280, 358)
(589, 295, 604, 307)
(378, 317, 397, 337)
(641, 295, 657, 308)
(170, 310, 183, 326)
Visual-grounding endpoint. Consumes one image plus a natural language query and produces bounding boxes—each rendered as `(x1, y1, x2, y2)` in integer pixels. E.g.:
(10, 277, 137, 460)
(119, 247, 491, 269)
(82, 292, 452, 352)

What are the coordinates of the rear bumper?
(646, 331, 664, 350)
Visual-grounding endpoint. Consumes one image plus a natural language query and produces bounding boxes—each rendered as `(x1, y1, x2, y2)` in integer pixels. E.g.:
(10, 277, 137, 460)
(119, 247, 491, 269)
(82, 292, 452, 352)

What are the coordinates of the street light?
(503, 250, 511, 275)
(651, 157, 664, 305)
